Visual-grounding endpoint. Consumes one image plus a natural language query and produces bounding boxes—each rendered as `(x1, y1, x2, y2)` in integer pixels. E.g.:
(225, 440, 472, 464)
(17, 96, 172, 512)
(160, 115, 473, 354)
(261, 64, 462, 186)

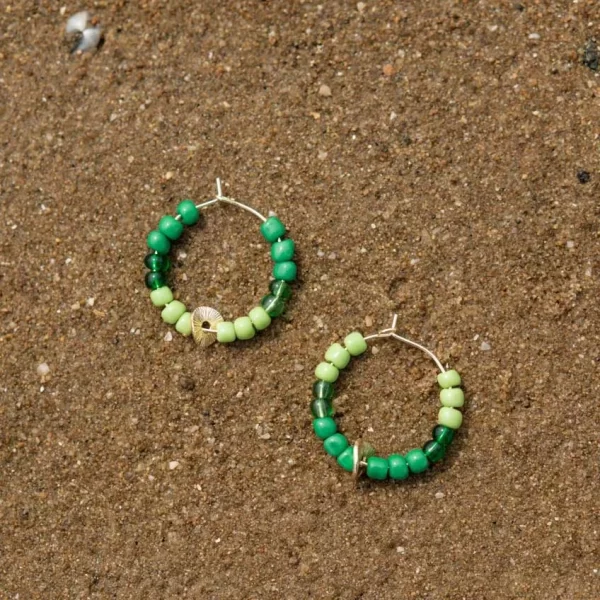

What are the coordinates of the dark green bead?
(144, 253, 171, 272)
(405, 449, 429, 474)
(310, 398, 333, 418)
(313, 417, 337, 440)
(337, 446, 354, 472)
(158, 215, 184, 240)
(388, 454, 409, 480)
(270, 239, 295, 262)
(147, 230, 171, 254)
(269, 279, 292, 300)
(177, 199, 200, 226)
(323, 433, 348, 457)
(261, 295, 285, 317)
(366, 456, 389, 480)
(272, 261, 297, 282)
(432, 425, 455, 448)
(145, 271, 167, 290)
(312, 380, 334, 401)
(260, 216, 286, 243)
(423, 440, 446, 464)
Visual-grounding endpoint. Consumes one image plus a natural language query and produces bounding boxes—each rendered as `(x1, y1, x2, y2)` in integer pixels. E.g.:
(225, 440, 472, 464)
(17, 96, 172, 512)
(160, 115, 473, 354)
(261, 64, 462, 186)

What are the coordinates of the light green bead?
(315, 361, 339, 383)
(150, 286, 173, 307)
(344, 331, 367, 356)
(438, 369, 461, 389)
(234, 316, 256, 340)
(438, 406, 463, 430)
(248, 306, 271, 331)
(216, 321, 236, 343)
(161, 301, 186, 325)
(440, 388, 465, 408)
(175, 312, 192, 336)
(324, 343, 351, 370)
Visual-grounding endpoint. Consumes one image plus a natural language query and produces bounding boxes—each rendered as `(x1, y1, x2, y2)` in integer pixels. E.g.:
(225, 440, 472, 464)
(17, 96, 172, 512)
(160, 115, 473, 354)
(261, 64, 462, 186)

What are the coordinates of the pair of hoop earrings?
(143, 180, 465, 482)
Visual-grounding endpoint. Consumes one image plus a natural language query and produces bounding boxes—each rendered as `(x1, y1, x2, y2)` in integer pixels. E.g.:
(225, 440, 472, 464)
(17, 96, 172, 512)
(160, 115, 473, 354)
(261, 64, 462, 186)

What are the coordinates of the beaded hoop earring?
(144, 179, 297, 347)
(310, 314, 465, 481)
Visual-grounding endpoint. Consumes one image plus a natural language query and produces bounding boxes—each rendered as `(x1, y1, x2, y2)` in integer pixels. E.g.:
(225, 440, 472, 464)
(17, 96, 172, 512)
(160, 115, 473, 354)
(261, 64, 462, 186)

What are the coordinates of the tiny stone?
(294, 363, 305, 371)
(365, 315, 373, 327)
(371, 346, 380, 355)
(327, 252, 337, 260)
(177, 250, 187, 260)
(318, 150, 328, 160)
(481, 341, 491, 351)
(317, 250, 325, 257)
(566, 240, 575, 249)
(86, 297, 95, 307)
(165, 171, 174, 180)
(382, 63, 395, 77)
(164, 331, 173, 342)
(318, 84, 332, 97)
(169, 461, 180, 470)
(435, 491, 445, 499)
(528, 33, 540, 40)
(577, 170, 591, 184)
(396, 546, 405, 554)
(357, 2, 366, 13)
(36, 363, 50, 376)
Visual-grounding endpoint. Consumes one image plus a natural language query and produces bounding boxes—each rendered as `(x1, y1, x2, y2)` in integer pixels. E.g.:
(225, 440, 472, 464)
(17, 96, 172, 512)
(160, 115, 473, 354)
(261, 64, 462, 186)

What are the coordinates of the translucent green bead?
(248, 306, 271, 331)
(272, 261, 297, 282)
(216, 321, 236, 343)
(323, 433, 348, 457)
(438, 406, 463, 429)
(161, 300, 186, 325)
(438, 369, 461, 389)
(158, 215, 184, 240)
(423, 440, 445, 463)
(388, 454, 409, 480)
(432, 425, 455, 447)
(150, 286, 173, 307)
(177, 199, 200, 226)
(175, 312, 192, 336)
(344, 331, 367, 356)
(269, 279, 292, 300)
(405, 449, 429, 474)
(270, 239, 295, 262)
(261, 295, 285, 317)
(145, 271, 167, 290)
(440, 387, 465, 408)
(313, 417, 337, 440)
(144, 253, 171, 272)
(325, 343, 351, 370)
(366, 456, 389, 480)
(337, 446, 354, 472)
(313, 380, 334, 401)
(310, 398, 333, 418)
(260, 216, 286, 243)
(315, 362, 339, 383)
(147, 230, 171, 254)
(234, 316, 256, 340)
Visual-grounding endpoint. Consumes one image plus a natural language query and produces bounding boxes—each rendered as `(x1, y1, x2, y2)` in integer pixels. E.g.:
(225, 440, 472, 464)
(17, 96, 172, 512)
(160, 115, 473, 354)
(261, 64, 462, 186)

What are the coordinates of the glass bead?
(216, 321, 236, 343)
(432, 425, 455, 447)
(312, 417, 337, 440)
(314, 362, 339, 383)
(161, 300, 187, 325)
(272, 261, 297, 282)
(440, 387, 465, 407)
(158, 215, 184, 241)
(423, 440, 446, 463)
(310, 398, 333, 418)
(344, 331, 367, 356)
(177, 200, 200, 225)
(260, 216, 286, 243)
(144, 253, 171, 272)
(323, 433, 348, 457)
(366, 456, 389, 480)
(337, 446, 354, 472)
(270, 239, 295, 262)
(248, 306, 271, 331)
(437, 369, 461, 389)
(312, 380, 334, 401)
(150, 286, 173, 307)
(388, 454, 409, 480)
(147, 230, 171, 255)
(405, 448, 429, 474)
(175, 312, 192, 336)
(234, 316, 256, 340)
(145, 271, 167, 290)
(324, 343, 351, 370)
(438, 406, 463, 430)
(261, 295, 285, 317)
(269, 279, 292, 299)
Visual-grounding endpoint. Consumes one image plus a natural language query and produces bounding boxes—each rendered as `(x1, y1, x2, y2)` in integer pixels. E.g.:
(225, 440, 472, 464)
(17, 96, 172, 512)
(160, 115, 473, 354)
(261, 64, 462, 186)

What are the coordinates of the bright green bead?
(405, 449, 429, 474)
(440, 387, 465, 408)
(438, 369, 461, 389)
(234, 316, 256, 340)
(147, 230, 171, 255)
(315, 362, 339, 383)
(260, 216, 286, 243)
(438, 406, 463, 429)
(261, 295, 285, 317)
(313, 417, 337, 440)
(344, 331, 367, 356)
(175, 312, 192, 336)
(432, 425, 455, 447)
(216, 321, 236, 343)
(366, 456, 389, 480)
(272, 261, 297, 282)
(313, 380, 334, 401)
(325, 343, 351, 370)
(150, 286, 173, 307)
(337, 446, 354, 472)
(323, 433, 348, 457)
(423, 440, 445, 464)
(269, 279, 292, 299)
(248, 306, 271, 331)
(177, 200, 200, 225)
(271, 239, 295, 262)
(310, 398, 333, 418)
(161, 300, 186, 325)
(144, 253, 171, 272)
(158, 215, 184, 240)
(145, 271, 167, 290)
(388, 454, 409, 480)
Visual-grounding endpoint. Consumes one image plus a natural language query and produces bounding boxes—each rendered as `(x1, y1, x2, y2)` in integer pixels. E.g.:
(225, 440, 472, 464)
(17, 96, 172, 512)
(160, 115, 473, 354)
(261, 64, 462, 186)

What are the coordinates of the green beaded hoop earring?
(310, 314, 465, 482)
(144, 179, 297, 347)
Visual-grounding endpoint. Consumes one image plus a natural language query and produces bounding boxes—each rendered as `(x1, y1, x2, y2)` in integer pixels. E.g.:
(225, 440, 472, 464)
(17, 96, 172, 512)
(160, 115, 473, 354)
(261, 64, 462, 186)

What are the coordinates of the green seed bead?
(150, 286, 173, 307)
(248, 306, 271, 331)
(323, 433, 348, 457)
(440, 387, 465, 408)
(310, 398, 333, 418)
(175, 312, 192, 336)
(438, 369, 461, 389)
(145, 271, 167, 290)
(337, 446, 354, 472)
(158, 215, 184, 241)
(272, 261, 297, 282)
(269, 279, 292, 299)
(432, 425, 455, 447)
(313, 417, 337, 440)
(366, 456, 389, 480)
(176, 199, 200, 226)
(161, 300, 186, 325)
(438, 406, 463, 429)
(260, 216, 286, 243)
(234, 316, 256, 340)
(405, 448, 429, 474)
(216, 321, 236, 343)
(423, 440, 446, 463)
(324, 343, 351, 370)
(313, 380, 335, 401)
(270, 239, 295, 262)
(315, 362, 339, 383)
(261, 295, 285, 317)
(388, 454, 409, 480)
(144, 253, 171, 272)
(147, 230, 171, 254)
(344, 331, 367, 356)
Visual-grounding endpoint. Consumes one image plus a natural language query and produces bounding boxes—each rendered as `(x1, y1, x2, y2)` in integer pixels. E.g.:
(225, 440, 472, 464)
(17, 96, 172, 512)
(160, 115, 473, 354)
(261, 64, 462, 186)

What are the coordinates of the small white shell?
(66, 11, 90, 34)
(191, 306, 224, 348)
(73, 26, 102, 53)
